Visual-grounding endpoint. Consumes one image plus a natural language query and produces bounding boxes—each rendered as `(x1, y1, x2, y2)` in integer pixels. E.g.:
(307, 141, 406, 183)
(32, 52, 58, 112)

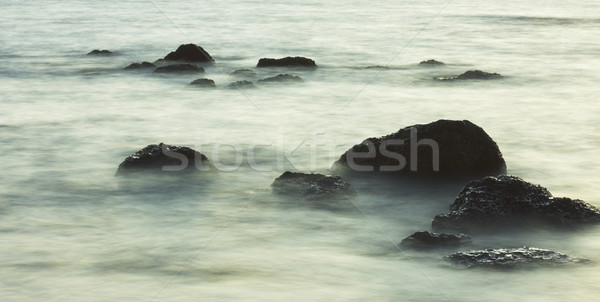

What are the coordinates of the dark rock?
(153, 64, 204, 74)
(446, 247, 590, 269)
(190, 78, 216, 87)
(438, 70, 502, 80)
(87, 49, 112, 55)
(419, 59, 445, 65)
(163, 44, 214, 63)
(258, 74, 303, 83)
(399, 231, 471, 249)
(332, 119, 506, 176)
(230, 69, 257, 77)
(124, 62, 156, 70)
(257, 56, 317, 68)
(116, 143, 211, 174)
(432, 176, 600, 232)
(228, 80, 255, 89)
(271, 171, 355, 200)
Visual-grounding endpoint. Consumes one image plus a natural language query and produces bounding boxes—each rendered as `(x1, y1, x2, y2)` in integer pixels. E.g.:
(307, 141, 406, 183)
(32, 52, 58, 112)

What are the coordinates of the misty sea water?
(1, 0, 600, 301)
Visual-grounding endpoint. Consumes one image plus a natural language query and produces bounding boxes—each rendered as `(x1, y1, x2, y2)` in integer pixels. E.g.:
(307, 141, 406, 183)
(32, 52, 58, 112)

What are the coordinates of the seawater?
(1, 0, 600, 301)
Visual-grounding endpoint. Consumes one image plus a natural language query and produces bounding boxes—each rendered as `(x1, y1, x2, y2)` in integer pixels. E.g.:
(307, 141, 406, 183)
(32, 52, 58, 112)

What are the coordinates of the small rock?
(419, 59, 445, 65)
(257, 56, 317, 68)
(272, 171, 355, 200)
(258, 74, 303, 83)
(153, 64, 204, 74)
(163, 44, 214, 63)
(438, 70, 502, 80)
(399, 231, 471, 249)
(446, 247, 590, 269)
(124, 62, 156, 70)
(228, 80, 255, 89)
(230, 69, 257, 77)
(87, 49, 112, 55)
(190, 78, 216, 87)
(116, 143, 211, 174)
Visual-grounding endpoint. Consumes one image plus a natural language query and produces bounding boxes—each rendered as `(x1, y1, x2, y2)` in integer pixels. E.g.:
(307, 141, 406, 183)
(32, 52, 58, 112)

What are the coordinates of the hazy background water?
(1, 0, 600, 301)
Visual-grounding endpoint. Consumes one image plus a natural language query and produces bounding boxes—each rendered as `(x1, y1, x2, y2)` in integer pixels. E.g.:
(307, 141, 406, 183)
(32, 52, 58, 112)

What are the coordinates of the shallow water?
(1, 0, 600, 301)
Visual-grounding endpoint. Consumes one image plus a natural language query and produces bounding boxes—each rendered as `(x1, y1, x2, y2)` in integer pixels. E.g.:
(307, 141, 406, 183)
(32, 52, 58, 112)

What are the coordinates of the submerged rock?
(228, 80, 255, 89)
(419, 59, 445, 65)
(258, 74, 303, 83)
(271, 171, 355, 200)
(153, 64, 204, 74)
(446, 247, 590, 269)
(400, 231, 471, 249)
(230, 69, 257, 77)
(190, 78, 216, 87)
(432, 176, 600, 232)
(332, 119, 506, 176)
(124, 62, 156, 70)
(116, 143, 211, 174)
(257, 56, 317, 68)
(438, 70, 502, 81)
(87, 49, 112, 55)
(163, 44, 214, 63)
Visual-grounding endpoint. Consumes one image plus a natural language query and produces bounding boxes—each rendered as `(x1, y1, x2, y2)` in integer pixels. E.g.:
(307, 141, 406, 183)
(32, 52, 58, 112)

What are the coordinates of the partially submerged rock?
(230, 69, 257, 77)
(438, 70, 502, 81)
(163, 44, 214, 63)
(419, 59, 444, 65)
(190, 78, 216, 87)
(432, 176, 600, 231)
(228, 80, 255, 89)
(332, 120, 506, 176)
(87, 49, 112, 55)
(116, 143, 211, 174)
(257, 56, 317, 68)
(153, 64, 204, 74)
(400, 231, 471, 249)
(271, 171, 354, 200)
(446, 247, 590, 269)
(124, 62, 156, 70)
(258, 74, 303, 83)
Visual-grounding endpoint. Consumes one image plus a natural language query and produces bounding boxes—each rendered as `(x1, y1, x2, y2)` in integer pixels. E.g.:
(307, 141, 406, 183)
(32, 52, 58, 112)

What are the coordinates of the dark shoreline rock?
(419, 59, 444, 65)
(446, 247, 590, 269)
(153, 64, 204, 74)
(332, 120, 506, 176)
(258, 74, 303, 83)
(116, 143, 211, 175)
(163, 44, 214, 63)
(124, 62, 156, 70)
(400, 231, 471, 249)
(271, 171, 355, 200)
(257, 56, 317, 68)
(438, 70, 502, 81)
(87, 49, 112, 56)
(228, 80, 255, 89)
(432, 175, 600, 232)
(190, 78, 216, 87)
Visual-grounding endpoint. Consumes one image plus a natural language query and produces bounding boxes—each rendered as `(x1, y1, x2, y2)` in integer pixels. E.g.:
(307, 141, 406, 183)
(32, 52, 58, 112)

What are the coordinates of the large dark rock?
(332, 120, 506, 176)
(446, 247, 590, 269)
(257, 56, 317, 68)
(163, 44, 214, 63)
(258, 74, 303, 83)
(116, 143, 211, 174)
(87, 49, 112, 55)
(399, 231, 471, 249)
(189, 78, 216, 87)
(153, 64, 204, 74)
(419, 59, 444, 65)
(272, 171, 355, 200)
(432, 176, 600, 231)
(124, 62, 156, 70)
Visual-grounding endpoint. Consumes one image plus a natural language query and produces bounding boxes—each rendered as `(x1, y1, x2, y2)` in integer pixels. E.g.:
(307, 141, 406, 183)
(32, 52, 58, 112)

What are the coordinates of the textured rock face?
(87, 49, 112, 55)
(256, 57, 317, 68)
(258, 74, 303, 83)
(153, 64, 204, 73)
(446, 247, 590, 269)
(432, 176, 600, 231)
(333, 120, 506, 176)
(399, 231, 471, 249)
(271, 171, 354, 200)
(190, 78, 216, 87)
(117, 143, 211, 174)
(419, 59, 444, 65)
(228, 80, 255, 88)
(124, 62, 156, 70)
(163, 44, 214, 63)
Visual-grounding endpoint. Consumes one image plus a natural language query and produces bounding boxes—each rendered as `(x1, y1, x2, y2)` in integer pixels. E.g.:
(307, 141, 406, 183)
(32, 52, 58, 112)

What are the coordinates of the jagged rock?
(230, 69, 257, 77)
(116, 143, 211, 174)
(228, 80, 255, 88)
(332, 120, 506, 176)
(446, 247, 590, 269)
(271, 171, 355, 200)
(124, 62, 156, 70)
(163, 44, 214, 63)
(190, 78, 216, 87)
(87, 49, 112, 55)
(153, 64, 204, 74)
(258, 74, 303, 83)
(399, 231, 471, 249)
(256, 56, 317, 68)
(432, 176, 600, 231)
(419, 59, 444, 65)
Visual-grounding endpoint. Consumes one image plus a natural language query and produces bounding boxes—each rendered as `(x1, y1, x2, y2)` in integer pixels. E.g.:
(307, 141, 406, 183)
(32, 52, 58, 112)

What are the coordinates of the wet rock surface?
(163, 44, 214, 63)
(190, 78, 216, 87)
(419, 59, 445, 65)
(438, 70, 502, 80)
(87, 49, 112, 55)
(124, 62, 156, 70)
(117, 143, 211, 174)
(258, 74, 303, 83)
(153, 64, 204, 74)
(446, 247, 590, 269)
(257, 56, 317, 68)
(333, 119, 506, 176)
(271, 171, 354, 200)
(432, 176, 600, 231)
(400, 231, 471, 249)
(228, 80, 255, 88)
